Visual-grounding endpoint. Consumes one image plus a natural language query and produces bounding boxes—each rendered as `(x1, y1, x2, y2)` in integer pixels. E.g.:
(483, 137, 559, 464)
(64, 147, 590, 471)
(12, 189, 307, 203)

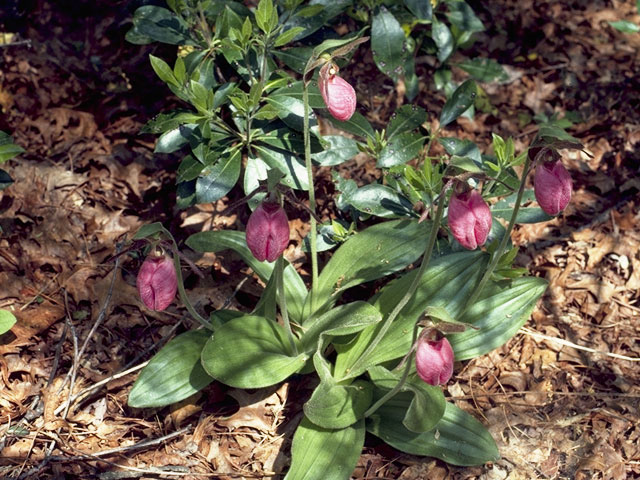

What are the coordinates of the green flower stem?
(276, 256, 298, 356)
(303, 81, 319, 311)
(349, 190, 447, 380)
(461, 156, 533, 314)
(364, 319, 420, 418)
(169, 244, 213, 330)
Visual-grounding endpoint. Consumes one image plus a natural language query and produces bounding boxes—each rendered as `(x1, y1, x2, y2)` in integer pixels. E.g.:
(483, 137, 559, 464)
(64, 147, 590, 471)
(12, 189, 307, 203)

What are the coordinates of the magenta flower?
(246, 202, 290, 263)
(137, 254, 177, 311)
(415, 337, 454, 386)
(448, 189, 492, 250)
(534, 160, 572, 216)
(318, 63, 356, 122)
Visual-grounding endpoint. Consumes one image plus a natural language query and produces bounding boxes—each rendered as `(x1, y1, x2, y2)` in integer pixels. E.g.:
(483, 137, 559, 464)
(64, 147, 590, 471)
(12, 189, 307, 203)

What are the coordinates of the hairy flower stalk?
(318, 62, 356, 122)
(246, 201, 290, 263)
(534, 159, 572, 216)
(137, 253, 177, 311)
(448, 187, 492, 250)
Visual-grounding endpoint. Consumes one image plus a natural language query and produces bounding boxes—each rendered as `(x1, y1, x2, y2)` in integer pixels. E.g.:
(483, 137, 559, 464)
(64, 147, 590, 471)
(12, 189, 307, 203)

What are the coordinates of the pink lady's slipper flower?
(415, 337, 455, 386)
(534, 160, 572, 216)
(448, 188, 492, 250)
(246, 201, 290, 263)
(137, 253, 178, 311)
(318, 62, 356, 122)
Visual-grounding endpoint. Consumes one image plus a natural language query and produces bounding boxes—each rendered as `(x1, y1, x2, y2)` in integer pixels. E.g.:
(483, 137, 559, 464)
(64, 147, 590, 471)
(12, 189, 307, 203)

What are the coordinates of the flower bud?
(246, 202, 290, 263)
(318, 62, 356, 122)
(136, 254, 177, 311)
(534, 160, 572, 216)
(415, 337, 454, 386)
(448, 189, 492, 250)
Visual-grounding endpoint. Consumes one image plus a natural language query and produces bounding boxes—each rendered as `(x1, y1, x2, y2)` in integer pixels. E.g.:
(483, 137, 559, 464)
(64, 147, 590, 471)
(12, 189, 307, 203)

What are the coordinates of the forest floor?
(1, 0, 639, 479)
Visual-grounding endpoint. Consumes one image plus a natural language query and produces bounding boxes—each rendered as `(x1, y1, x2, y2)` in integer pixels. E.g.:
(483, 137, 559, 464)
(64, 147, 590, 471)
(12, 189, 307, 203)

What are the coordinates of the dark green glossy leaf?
(445, 0, 484, 33)
(195, 149, 241, 203)
(201, 315, 307, 388)
(155, 124, 197, 153)
(283, 0, 352, 41)
(128, 330, 213, 408)
(367, 394, 499, 466)
(177, 154, 205, 183)
(439, 79, 477, 127)
(284, 417, 365, 480)
(130, 6, 195, 45)
(141, 111, 204, 134)
(347, 184, 415, 218)
(0, 131, 24, 163)
(432, 18, 454, 63)
(371, 7, 406, 79)
(312, 135, 359, 166)
(266, 94, 317, 132)
(404, 0, 432, 19)
(272, 81, 325, 108)
(387, 105, 427, 139)
(133, 222, 165, 240)
(150, 54, 180, 87)
(0, 169, 11, 190)
(253, 144, 309, 190)
(272, 47, 313, 74)
(377, 132, 424, 168)
(368, 366, 445, 433)
(438, 137, 481, 163)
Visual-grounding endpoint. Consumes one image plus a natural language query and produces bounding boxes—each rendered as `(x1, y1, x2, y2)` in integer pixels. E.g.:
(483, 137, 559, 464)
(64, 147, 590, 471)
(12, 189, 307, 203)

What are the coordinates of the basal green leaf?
(128, 330, 213, 408)
(367, 394, 499, 466)
(334, 251, 487, 380)
(304, 376, 372, 429)
(309, 219, 431, 315)
(285, 417, 365, 480)
(448, 276, 547, 360)
(201, 315, 307, 388)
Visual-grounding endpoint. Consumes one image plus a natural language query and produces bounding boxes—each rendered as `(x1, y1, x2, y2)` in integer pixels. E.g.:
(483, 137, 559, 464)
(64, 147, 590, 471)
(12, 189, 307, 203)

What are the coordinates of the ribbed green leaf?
(449, 276, 547, 359)
(128, 330, 213, 408)
(308, 219, 431, 316)
(367, 393, 499, 466)
(200, 315, 307, 388)
(285, 417, 365, 480)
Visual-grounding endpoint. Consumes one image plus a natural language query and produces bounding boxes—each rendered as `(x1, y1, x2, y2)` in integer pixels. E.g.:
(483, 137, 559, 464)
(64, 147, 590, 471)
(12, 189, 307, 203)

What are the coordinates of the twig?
(60, 290, 80, 420)
(20, 273, 61, 311)
(520, 327, 640, 362)
(47, 322, 68, 387)
(0, 39, 32, 48)
(54, 361, 149, 417)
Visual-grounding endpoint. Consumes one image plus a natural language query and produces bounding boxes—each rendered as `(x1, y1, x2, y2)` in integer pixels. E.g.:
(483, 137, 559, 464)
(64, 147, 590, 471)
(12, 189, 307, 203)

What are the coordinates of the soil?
(1, 0, 639, 479)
